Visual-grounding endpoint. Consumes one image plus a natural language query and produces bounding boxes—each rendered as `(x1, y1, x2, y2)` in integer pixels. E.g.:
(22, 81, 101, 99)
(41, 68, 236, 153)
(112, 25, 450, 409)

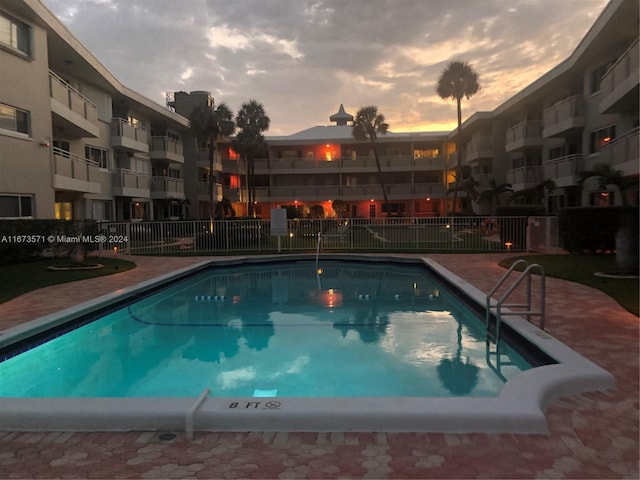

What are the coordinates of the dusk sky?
(42, 0, 610, 136)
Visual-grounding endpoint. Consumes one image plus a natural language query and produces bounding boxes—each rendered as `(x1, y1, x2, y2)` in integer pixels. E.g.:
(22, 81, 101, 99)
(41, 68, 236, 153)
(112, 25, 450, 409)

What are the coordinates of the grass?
(500, 254, 639, 316)
(0, 257, 136, 304)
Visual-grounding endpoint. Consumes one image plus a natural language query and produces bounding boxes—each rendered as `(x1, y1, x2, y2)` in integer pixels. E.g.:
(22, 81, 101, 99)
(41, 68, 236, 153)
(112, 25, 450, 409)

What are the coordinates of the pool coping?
(0, 254, 616, 433)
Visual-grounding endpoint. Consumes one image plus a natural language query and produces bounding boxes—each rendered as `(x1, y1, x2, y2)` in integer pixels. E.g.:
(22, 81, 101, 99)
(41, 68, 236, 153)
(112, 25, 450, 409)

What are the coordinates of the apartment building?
(1, 0, 189, 222)
(452, 0, 638, 214)
(2, 0, 637, 222)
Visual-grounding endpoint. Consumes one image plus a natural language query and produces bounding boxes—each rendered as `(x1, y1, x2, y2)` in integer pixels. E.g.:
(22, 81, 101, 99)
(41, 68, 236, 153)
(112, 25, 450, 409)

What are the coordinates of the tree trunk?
(371, 141, 389, 212)
(208, 137, 216, 231)
(450, 97, 462, 216)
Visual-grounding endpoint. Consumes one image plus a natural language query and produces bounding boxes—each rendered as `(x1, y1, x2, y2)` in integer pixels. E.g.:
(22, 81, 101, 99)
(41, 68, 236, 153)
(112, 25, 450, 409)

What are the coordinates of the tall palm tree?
(437, 61, 480, 215)
(190, 101, 235, 228)
(234, 100, 270, 217)
(479, 179, 513, 215)
(352, 106, 389, 210)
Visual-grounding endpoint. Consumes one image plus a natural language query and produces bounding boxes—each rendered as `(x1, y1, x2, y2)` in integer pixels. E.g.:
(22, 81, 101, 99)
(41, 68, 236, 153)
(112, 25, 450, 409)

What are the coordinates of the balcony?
(269, 185, 341, 201)
(600, 39, 639, 114)
(112, 169, 150, 197)
(151, 176, 184, 200)
(149, 137, 184, 163)
(197, 182, 223, 200)
(465, 136, 493, 162)
(252, 155, 445, 174)
(543, 96, 585, 138)
(543, 154, 584, 188)
(196, 148, 223, 171)
(52, 147, 102, 194)
(505, 121, 543, 152)
(49, 71, 99, 138)
(222, 187, 244, 202)
(111, 118, 149, 153)
(597, 128, 639, 175)
(506, 166, 543, 191)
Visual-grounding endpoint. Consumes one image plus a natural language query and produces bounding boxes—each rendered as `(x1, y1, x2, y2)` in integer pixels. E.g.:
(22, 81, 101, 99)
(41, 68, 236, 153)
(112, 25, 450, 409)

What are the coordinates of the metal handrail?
(486, 260, 545, 344)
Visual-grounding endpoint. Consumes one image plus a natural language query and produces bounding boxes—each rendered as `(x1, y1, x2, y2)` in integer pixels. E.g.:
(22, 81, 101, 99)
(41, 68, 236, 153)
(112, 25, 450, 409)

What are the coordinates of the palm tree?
(437, 61, 480, 215)
(479, 179, 513, 215)
(447, 176, 479, 214)
(352, 106, 389, 211)
(234, 100, 270, 217)
(578, 163, 638, 274)
(190, 101, 235, 229)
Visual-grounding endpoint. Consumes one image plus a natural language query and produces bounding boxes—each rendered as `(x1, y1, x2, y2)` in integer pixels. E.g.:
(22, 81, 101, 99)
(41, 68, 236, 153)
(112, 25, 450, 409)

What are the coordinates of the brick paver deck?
(0, 253, 637, 479)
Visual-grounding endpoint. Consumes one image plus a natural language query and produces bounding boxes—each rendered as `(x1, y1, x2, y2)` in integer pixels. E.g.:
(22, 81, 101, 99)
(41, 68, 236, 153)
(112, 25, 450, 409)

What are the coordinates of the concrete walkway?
(0, 253, 637, 479)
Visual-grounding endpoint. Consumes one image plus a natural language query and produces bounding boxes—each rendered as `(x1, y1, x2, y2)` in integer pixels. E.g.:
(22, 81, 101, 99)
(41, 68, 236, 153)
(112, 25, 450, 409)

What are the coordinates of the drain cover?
(158, 433, 177, 441)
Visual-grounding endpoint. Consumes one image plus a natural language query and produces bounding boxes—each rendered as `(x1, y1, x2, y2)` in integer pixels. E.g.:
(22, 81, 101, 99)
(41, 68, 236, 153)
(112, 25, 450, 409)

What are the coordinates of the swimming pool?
(0, 254, 614, 433)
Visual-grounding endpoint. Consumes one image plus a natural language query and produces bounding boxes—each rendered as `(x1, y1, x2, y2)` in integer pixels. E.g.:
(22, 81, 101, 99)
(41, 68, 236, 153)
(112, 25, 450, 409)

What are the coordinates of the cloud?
(42, 0, 610, 135)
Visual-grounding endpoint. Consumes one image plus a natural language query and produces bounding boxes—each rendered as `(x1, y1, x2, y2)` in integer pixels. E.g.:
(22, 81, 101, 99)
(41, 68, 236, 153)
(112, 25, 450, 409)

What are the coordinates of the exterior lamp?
(505, 242, 513, 250)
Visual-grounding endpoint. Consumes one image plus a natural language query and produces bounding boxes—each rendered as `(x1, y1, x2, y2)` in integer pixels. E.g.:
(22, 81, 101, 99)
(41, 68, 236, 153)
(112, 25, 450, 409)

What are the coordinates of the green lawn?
(0, 257, 136, 304)
(500, 254, 639, 316)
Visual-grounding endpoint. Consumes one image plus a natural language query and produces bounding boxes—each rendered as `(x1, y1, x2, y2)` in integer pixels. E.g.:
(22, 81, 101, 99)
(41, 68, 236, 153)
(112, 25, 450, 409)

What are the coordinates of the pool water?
(0, 261, 533, 398)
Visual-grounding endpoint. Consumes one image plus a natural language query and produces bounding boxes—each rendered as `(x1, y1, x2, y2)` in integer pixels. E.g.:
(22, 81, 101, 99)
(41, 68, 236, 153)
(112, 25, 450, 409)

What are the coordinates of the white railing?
(543, 154, 584, 181)
(48, 70, 98, 125)
(112, 168, 150, 190)
(151, 176, 184, 195)
(150, 136, 183, 156)
(197, 182, 223, 197)
(52, 147, 101, 183)
(111, 118, 148, 144)
(601, 38, 639, 98)
(506, 120, 542, 145)
(598, 128, 639, 168)
(197, 148, 223, 170)
(97, 216, 533, 254)
(506, 166, 542, 186)
(543, 95, 584, 128)
(253, 155, 445, 172)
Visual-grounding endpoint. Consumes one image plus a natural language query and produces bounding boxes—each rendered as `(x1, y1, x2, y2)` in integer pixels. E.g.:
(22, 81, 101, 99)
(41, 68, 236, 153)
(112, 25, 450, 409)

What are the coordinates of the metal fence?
(94, 216, 560, 256)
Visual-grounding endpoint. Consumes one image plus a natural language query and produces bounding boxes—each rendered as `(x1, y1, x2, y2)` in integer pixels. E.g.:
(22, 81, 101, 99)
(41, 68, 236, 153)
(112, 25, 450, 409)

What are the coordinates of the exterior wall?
(0, 8, 55, 218)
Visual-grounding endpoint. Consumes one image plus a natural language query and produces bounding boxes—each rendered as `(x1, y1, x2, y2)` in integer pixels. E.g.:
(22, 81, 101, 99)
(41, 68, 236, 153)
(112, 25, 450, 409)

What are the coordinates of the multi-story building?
(2, 0, 637, 222)
(451, 0, 638, 214)
(1, 0, 189, 222)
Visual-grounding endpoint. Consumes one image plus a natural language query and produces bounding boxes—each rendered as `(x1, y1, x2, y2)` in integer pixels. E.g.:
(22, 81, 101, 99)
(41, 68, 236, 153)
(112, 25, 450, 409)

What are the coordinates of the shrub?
(558, 207, 618, 253)
(0, 220, 97, 265)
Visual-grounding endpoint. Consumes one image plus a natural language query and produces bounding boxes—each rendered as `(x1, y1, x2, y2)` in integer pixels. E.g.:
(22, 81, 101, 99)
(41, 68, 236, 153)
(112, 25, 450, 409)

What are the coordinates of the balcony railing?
(149, 136, 183, 162)
(112, 168, 150, 191)
(543, 96, 585, 137)
(543, 154, 584, 186)
(598, 128, 640, 171)
(506, 166, 542, 187)
(111, 118, 148, 150)
(601, 39, 639, 99)
(197, 148, 223, 170)
(48, 70, 99, 137)
(505, 121, 543, 151)
(197, 182, 223, 198)
(253, 155, 445, 172)
(151, 176, 184, 198)
(52, 147, 102, 192)
(251, 183, 446, 200)
(466, 136, 493, 161)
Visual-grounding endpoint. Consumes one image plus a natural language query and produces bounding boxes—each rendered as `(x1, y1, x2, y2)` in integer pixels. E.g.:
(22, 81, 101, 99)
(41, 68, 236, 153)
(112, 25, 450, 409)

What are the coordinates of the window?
(85, 145, 109, 169)
(590, 125, 616, 153)
(0, 194, 33, 218)
(414, 148, 440, 159)
(92, 200, 112, 221)
(55, 202, 73, 220)
(0, 13, 31, 56)
(0, 103, 29, 134)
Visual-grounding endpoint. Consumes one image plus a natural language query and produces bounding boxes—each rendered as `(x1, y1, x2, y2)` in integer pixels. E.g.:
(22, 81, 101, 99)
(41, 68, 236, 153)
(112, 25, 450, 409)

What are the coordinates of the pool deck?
(0, 253, 637, 479)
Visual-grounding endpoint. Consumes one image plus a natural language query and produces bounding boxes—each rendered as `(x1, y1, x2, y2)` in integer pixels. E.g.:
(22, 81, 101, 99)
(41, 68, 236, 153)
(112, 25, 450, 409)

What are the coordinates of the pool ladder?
(485, 259, 546, 345)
